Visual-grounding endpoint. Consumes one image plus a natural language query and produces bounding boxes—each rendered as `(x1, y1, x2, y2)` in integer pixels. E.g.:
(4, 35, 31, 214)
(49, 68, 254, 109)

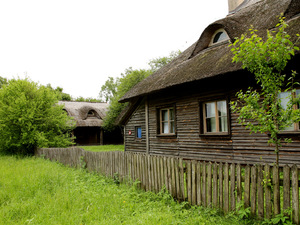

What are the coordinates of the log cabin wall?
(124, 72, 300, 165)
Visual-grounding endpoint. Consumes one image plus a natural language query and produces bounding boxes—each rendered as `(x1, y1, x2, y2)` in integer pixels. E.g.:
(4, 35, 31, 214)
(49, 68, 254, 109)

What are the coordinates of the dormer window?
(209, 29, 229, 46)
(87, 110, 97, 118)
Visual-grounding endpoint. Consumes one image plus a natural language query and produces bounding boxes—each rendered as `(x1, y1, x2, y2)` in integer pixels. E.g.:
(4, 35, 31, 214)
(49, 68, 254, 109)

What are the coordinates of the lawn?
(80, 144, 124, 152)
(0, 155, 257, 225)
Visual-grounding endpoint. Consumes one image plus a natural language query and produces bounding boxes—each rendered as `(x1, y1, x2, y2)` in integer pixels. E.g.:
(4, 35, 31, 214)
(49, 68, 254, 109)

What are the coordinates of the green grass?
(0, 155, 254, 225)
(80, 144, 124, 152)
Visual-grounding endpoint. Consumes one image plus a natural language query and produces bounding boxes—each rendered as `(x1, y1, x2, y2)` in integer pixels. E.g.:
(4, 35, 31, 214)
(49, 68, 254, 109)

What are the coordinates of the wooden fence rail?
(36, 148, 300, 224)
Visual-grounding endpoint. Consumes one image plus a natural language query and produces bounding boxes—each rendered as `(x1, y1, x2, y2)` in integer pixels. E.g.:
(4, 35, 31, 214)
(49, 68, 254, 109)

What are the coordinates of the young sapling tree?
(230, 17, 300, 165)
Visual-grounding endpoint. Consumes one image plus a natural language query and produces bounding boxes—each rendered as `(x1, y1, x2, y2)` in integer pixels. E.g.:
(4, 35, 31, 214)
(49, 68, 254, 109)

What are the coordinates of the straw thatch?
(119, 0, 300, 103)
(59, 101, 108, 127)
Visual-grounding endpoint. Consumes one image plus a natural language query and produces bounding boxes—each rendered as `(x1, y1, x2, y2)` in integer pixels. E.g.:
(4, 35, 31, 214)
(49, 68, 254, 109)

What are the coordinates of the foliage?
(262, 208, 293, 224)
(99, 76, 119, 103)
(74, 96, 101, 102)
(103, 68, 152, 131)
(99, 51, 181, 131)
(230, 17, 300, 165)
(46, 84, 72, 101)
(0, 78, 75, 155)
(0, 155, 247, 225)
(0, 76, 8, 89)
(148, 50, 181, 72)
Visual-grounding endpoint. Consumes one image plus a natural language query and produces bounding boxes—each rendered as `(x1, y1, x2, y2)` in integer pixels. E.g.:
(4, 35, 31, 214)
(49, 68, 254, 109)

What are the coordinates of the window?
(87, 110, 97, 118)
(202, 100, 228, 134)
(209, 29, 229, 46)
(158, 107, 175, 135)
(136, 126, 142, 139)
(278, 90, 300, 131)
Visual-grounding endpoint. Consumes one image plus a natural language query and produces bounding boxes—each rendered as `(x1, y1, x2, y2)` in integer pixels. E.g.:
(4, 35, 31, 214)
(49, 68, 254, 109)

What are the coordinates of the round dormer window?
(209, 29, 229, 46)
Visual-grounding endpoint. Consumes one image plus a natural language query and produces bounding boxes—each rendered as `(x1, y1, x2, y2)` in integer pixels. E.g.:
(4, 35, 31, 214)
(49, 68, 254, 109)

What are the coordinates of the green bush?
(0, 78, 75, 155)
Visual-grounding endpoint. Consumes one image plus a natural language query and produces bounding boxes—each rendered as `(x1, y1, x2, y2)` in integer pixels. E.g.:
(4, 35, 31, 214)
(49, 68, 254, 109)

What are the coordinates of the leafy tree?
(99, 76, 119, 103)
(46, 84, 72, 101)
(148, 50, 181, 72)
(230, 18, 300, 165)
(0, 78, 75, 155)
(100, 51, 181, 131)
(103, 68, 152, 131)
(0, 76, 8, 89)
(75, 96, 101, 102)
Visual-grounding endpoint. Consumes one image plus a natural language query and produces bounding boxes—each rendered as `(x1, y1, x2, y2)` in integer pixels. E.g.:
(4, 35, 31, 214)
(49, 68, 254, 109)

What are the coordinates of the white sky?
(0, 0, 228, 100)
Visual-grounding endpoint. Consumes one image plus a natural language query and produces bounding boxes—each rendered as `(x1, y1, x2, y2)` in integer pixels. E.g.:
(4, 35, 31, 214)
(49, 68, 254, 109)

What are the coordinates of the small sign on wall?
(128, 130, 132, 135)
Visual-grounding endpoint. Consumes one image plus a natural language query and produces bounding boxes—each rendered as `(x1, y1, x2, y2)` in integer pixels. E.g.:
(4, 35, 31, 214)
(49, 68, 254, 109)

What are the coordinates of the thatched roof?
(119, 0, 300, 103)
(59, 101, 108, 127)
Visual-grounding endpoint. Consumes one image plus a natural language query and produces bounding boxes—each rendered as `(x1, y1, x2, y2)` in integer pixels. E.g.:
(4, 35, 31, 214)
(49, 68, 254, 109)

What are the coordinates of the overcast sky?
(0, 0, 228, 100)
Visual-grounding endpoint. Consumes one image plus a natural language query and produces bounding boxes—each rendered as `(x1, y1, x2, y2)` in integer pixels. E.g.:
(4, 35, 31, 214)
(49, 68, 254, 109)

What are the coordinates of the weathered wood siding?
(124, 74, 300, 165)
(125, 101, 147, 153)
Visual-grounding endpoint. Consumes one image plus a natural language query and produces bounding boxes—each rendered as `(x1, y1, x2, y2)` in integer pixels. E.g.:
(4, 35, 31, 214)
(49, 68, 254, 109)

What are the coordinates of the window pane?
(205, 102, 215, 118)
(213, 32, 228, 43)
(136, 127, 142, 138)
(206, 118, 216, 132)
(278, 91, 291, 110)
(217, 100, 227, 117)
(278, 91, 294, 131)
(162, 122, 169, 133)
(170, 121, 175, 133)
(162, 110, 168, 121)
(282, 124, 294, 131)
(169, 108, 174, 120)
(219, 116, 228, 132)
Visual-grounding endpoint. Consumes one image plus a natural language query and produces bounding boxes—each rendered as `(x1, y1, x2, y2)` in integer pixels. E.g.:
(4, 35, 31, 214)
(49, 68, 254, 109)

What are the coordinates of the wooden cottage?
(118, 0, 300, 165)
(60, 101, 123, 145)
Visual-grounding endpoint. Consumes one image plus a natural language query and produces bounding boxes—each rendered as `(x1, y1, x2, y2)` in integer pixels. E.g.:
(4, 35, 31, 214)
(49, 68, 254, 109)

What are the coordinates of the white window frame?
(209, 28, 230, 47)
(158, 107, 175, 135)
(202, 100, 229, 134)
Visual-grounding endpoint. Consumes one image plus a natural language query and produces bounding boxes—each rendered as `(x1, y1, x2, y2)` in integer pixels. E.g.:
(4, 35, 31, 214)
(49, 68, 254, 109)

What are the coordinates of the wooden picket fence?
(36, 148, 300, 224)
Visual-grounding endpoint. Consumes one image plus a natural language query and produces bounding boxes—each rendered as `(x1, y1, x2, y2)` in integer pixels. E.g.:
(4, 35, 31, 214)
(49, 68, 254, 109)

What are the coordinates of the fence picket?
(197, 162, 202, 206)
(273, 165, 280, 215)
(219, 163, 223, 210)
(207, 163, 212, 207)
(236, 164, 242, 204)
(192, 161, 197, 205)
(213, 163, 218, 208)
(244, 165, 251, 208)
(230, 163, 236, 211)
(251, 165, 257, 215)
(202, 162, 207, 207)
(179, 158, 185, 201)
(292, 165, 299, 224)
(224, 163, 229, 213)
(257, 164, 264, 219)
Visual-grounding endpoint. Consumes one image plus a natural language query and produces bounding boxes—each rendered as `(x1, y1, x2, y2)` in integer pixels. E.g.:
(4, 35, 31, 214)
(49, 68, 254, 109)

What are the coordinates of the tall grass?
(0, 156, 253, 224)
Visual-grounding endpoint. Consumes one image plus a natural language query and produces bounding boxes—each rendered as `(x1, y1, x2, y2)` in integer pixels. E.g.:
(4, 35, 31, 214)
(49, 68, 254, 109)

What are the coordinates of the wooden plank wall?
(36, 148, 300, 224)
(125, 102, 147, 153)
(123, 89, 300, 165)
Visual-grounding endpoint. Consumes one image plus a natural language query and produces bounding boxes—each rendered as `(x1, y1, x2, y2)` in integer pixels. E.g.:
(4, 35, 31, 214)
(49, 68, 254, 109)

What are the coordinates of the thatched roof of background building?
(119, 0, 300, 103)
(59, 101, 108, 127)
